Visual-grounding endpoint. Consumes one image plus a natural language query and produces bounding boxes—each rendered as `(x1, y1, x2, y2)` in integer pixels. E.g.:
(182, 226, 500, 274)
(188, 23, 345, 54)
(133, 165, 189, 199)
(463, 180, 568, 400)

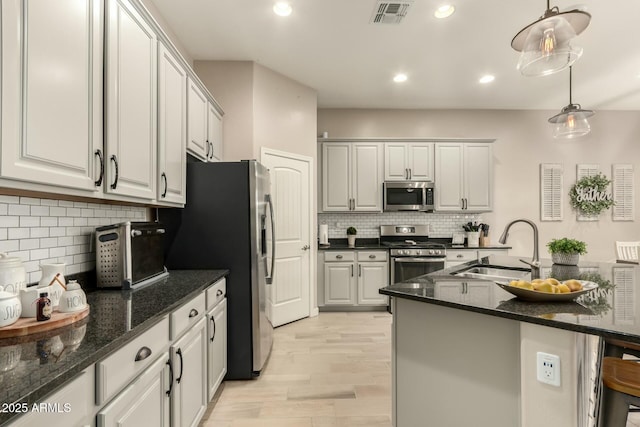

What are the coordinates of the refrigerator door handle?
(265, 194, 276, 285)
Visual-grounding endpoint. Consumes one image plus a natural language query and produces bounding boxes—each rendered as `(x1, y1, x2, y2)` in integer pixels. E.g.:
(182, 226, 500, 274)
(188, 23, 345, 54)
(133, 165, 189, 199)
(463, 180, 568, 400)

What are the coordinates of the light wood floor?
(200, 312, 393, 427)
(199, 311, 640, 427)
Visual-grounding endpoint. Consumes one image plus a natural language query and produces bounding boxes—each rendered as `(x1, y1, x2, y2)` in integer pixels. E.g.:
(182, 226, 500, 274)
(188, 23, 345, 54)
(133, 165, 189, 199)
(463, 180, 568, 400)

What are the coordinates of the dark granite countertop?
(0, 269, 228, 426)
(380, 255, 640, 345)
(318, 238, 510, 251)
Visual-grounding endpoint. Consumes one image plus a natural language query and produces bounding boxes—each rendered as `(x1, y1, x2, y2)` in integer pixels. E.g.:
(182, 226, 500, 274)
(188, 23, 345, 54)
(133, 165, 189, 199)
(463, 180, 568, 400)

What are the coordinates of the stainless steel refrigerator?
(159, 159, 274, 379)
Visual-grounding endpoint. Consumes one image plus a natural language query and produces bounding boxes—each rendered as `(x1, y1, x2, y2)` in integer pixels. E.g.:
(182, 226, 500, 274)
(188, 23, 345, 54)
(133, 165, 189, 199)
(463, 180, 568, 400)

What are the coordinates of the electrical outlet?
(536, 352, 561, 387)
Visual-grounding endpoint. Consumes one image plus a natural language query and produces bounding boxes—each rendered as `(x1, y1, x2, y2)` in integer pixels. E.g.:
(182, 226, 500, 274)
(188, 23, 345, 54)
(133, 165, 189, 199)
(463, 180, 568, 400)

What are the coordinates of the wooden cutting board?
(0, 306, 90, 339)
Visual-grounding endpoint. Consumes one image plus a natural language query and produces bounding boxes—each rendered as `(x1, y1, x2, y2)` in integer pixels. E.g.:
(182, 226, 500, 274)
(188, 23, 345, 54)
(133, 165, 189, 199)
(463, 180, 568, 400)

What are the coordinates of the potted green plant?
(547, 238, 587, 266)
(346, 227, 357, 247)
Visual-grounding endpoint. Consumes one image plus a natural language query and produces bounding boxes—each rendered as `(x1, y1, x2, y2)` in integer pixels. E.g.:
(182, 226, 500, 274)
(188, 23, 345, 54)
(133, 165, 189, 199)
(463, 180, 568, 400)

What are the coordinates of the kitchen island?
(380, 255, 638, 427)
(0, 269, 228, 426)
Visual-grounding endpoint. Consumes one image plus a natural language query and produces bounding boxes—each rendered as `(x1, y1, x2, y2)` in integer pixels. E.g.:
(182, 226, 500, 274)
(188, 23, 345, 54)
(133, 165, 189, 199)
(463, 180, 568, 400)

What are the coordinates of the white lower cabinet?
(170, 317, 208, 427)
(207, 298, 227, 401)
(97, 353, 170, 427)
(321, 251, 388, 307)
(8, 367, 96, 427)
(434, 281, 493, 306)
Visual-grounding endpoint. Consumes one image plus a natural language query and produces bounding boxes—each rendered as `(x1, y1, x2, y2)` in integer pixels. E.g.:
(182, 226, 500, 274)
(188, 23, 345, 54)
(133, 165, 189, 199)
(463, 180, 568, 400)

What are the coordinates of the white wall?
(318, 109, 640, 262)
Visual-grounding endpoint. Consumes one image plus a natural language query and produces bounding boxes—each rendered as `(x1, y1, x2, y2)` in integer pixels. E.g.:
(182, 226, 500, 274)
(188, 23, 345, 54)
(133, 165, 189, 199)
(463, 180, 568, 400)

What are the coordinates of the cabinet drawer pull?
(94, 149, 104, 186)
(188, 308, 199, 318)
(176, 349, 184, 384)
(161, 172, 168, 198)
(216, 289, 223, 297)
(336, 255, 343, 259)
(134, 346, 152, 362)
(369, 254, 376, 259)
(110, 155, 119, 189)
(166, 359, 173, 396)
(210, 315, 217, 342)
(457, 254, 463, 258)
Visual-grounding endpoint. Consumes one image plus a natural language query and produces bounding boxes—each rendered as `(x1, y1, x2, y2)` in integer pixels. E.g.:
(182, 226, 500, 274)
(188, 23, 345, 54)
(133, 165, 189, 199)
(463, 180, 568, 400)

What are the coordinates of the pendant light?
(511, 1, 591, 77)
(548, 66, 594, 139)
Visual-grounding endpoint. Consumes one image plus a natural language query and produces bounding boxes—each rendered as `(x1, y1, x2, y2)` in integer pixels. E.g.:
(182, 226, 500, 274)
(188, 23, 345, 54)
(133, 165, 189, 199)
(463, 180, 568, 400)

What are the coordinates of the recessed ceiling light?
(393, 73, 408, 83)
(434, 5, 455, 19)
(273, 2, 292, 17)
(479, 75, 495, 84)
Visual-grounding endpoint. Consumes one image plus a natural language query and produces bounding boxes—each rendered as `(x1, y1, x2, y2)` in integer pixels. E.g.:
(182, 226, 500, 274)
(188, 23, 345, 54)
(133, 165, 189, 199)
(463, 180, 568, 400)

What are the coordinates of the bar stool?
(600, 357, 640, 426)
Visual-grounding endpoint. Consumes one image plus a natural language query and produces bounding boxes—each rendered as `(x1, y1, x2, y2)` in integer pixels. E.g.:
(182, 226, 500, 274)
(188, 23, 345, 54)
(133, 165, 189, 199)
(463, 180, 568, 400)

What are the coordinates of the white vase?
(38, 263, 66, 308)
(347, 235, 356, 247)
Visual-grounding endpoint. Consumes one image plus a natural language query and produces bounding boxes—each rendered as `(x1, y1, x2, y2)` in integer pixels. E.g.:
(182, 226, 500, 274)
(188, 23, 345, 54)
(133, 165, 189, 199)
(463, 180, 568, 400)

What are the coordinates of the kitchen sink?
(453, 265, 531, 281)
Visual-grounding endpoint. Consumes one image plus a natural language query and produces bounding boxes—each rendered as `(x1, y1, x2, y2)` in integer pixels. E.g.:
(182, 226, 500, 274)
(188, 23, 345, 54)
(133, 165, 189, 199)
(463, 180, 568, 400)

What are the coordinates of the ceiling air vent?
(370, 1, 413, 24)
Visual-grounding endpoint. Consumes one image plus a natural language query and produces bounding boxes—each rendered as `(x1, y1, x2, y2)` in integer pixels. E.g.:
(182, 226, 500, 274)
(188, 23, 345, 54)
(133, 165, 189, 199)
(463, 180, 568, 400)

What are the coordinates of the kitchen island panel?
(395, 297, 520, 427)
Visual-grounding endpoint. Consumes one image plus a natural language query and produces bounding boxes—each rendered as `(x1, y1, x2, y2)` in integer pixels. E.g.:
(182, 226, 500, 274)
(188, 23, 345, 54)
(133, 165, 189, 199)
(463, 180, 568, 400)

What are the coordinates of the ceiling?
(148, 0, 640, 110)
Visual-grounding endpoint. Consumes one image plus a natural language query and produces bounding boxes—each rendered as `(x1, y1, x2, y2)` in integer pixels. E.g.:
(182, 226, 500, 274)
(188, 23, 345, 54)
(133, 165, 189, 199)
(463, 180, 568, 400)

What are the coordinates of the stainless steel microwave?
(383, 181, 435, 212)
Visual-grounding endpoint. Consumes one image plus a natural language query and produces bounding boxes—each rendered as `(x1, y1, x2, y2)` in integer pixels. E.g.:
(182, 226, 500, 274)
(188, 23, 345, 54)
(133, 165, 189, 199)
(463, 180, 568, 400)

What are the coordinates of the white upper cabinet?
(321, 142, 383, 212)
(105, 0, 157, 200)
(157, 42, 187, 205)
(384, 142, 434, 181)
(187, 78, 208, 161)
(0, 0, 103, 191)
(435, 142, 493, 212)
(207, 103, 223, 161)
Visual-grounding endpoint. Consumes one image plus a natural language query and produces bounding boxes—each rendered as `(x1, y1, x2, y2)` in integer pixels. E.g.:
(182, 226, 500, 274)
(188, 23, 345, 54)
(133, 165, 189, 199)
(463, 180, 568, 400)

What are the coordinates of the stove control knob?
(416, 250, 422, 255)
(435, 250, 441, 255)
(429, 250, 434, 255)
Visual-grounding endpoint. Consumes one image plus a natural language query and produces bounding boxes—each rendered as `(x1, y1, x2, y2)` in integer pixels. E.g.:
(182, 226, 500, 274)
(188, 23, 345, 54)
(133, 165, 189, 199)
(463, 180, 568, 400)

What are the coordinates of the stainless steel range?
(380, 225, 447, 284)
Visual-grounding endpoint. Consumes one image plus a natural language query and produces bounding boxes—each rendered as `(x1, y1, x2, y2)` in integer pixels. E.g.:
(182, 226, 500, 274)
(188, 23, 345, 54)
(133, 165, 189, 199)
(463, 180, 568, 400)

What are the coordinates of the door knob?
(302, 245, 310, 251)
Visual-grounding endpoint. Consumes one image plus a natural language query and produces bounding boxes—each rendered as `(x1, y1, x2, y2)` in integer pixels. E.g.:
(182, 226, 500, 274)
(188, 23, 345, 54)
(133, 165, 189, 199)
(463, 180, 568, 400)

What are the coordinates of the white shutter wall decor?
(613, 267, 635, 325)
(540, 163, 563, 221)
(576, 164, 601, 221)
(612, 164, 634, 221)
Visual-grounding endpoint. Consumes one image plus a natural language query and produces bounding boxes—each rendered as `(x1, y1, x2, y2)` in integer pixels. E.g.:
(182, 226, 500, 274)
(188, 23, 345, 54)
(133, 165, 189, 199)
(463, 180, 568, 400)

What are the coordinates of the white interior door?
(261, 149, 312, 327)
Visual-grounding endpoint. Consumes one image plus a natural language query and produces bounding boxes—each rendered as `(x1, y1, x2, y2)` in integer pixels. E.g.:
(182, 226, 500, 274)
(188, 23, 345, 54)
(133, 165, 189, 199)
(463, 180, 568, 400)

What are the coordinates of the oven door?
(391, 257, 445, 284)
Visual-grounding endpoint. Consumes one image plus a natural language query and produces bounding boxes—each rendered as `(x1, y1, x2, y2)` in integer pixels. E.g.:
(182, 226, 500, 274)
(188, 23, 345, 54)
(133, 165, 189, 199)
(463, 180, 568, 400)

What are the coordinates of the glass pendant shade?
(512, 6, 591, 77)
(549, 105, 593, 139)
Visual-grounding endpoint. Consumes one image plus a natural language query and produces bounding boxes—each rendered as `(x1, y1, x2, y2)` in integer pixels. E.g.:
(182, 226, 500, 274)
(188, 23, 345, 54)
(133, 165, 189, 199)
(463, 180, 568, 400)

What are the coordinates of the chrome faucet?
(498, 218, 540, 279)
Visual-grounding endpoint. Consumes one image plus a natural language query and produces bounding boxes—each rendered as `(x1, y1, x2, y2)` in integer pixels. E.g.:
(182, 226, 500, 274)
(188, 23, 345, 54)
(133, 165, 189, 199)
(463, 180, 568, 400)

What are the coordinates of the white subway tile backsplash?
(20, 239, 40, 251)
(30, 248, 49, 261)
(20, 217, 39, 227)
(8, 228, 29, 240)
(318, 212, 483, 239)
(0, 196, 148, 283)
(8, 204, 30, 215)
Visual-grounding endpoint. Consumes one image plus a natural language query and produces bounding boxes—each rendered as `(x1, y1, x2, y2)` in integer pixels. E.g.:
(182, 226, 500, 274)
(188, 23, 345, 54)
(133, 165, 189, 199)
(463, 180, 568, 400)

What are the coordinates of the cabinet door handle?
(351, 265, 354, 276)
(210, 142, 214, 159)
(210, 315, 216, 342)
(166, 359, 173, 396)
(176, 349, 184, 383)
(110, 155, 119, 189)
(188, 308, 199, 318)
(359, 264, 362, 277)
(161, 172, 168, 198)
(405, 168, 408, 180)
(336, 255, 343, 259)
(134, 346, 152, 361)
(465, 198, 468, 210)
(94, 149, 104, 186)
(409, 168, 412, 180)
(216, 289, 223, 297)
(205, 140, 210, 158)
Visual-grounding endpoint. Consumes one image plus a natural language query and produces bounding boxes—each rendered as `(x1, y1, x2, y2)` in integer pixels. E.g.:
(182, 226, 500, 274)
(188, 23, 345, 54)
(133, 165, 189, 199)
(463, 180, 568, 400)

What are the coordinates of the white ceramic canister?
(0, 291, 22, 327)
(0, 345, 22, 372)
(58, 280, 87, 313)
(0, 253, 26, 295)
(38, 263, 66, 308)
